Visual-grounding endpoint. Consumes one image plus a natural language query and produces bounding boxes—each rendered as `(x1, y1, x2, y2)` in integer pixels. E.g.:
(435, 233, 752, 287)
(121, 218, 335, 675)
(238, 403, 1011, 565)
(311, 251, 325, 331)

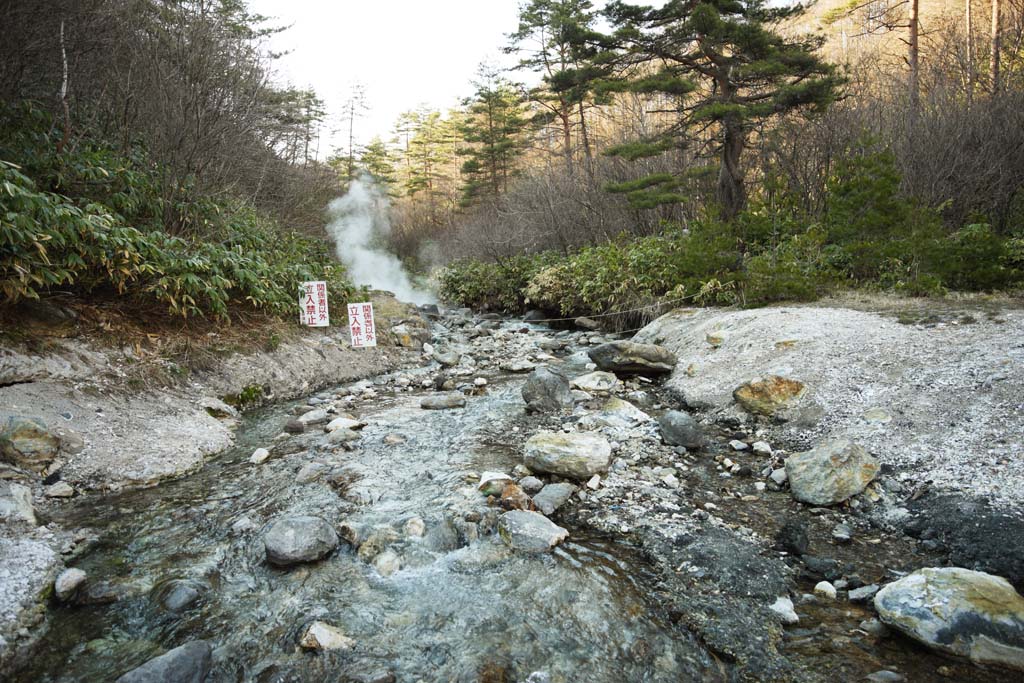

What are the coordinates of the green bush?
(1, 102, 355, 319)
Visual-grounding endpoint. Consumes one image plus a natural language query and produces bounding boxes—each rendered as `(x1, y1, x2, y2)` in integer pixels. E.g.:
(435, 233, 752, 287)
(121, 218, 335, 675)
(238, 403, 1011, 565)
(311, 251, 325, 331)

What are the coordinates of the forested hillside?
(354, 0, 1024, 321)
(1, 0, 353, 320)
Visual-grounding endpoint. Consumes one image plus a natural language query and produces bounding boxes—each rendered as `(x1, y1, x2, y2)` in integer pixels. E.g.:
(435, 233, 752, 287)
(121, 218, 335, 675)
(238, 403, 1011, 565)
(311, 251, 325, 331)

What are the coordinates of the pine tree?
(604, 0, 842, 218)
(358, 136, 398, 193)
(506, 0, 607, 177)
(458, 66, 529, 205)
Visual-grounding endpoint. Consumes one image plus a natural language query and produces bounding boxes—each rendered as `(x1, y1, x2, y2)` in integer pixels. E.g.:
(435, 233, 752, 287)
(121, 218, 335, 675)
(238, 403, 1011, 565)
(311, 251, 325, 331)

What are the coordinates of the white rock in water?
(249, 448, 270, 464)
(325, 416, 365, 432)
(874, 567, 1024, 670)
(586, 474, 601, 490)
(299, 621, 355, 651)
(752, 441, 773, 455)
(769, 596, 799, 624)
(524, 431, 612, 481)
(474, 377, 488, 387)
(769, 468, 788, 485)
(297, 409, 330, 426)
(374, 549, 402, 576)
(498, 510, 569, 552)
(55, 568, 87, 601)
(729, 440, 749, 451)
(326, 428, 360, 445)
(814, 581, 837, 599)
(404, 517, 426, 538)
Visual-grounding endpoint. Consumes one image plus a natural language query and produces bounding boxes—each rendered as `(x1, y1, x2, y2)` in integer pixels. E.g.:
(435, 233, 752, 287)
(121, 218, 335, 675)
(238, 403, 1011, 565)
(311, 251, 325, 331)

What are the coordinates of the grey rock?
(531, 483, 577, 516)
(658, 410, 705, 449)
(575, 316, 601, 331)
(522, 366, 573, 414)
(832, 523, 853, 544)
(865, 672, 904, 683)
(0, 415, 61, 473)
(161, 580, 201, 611)
(848, 584, 879, 602)
(523, 431, 611, 481)
(518, 476, 544, 494)
(433, 349, 461, 367)
(498, 510, 569, 552)
(115, 640, 212, 683)
(569, 371, 618, 393)
(55, 567, 87, 601)
(587, 341, 676, 376)
(0, 481, 36, 526)
(296, 409, 330, 426)
(263, 515, 339, 566)
(420, 392, 466, 410)
(523, 310, 547, 323)
(786, 439, 879, 506)
(874, 567, 1024, 670)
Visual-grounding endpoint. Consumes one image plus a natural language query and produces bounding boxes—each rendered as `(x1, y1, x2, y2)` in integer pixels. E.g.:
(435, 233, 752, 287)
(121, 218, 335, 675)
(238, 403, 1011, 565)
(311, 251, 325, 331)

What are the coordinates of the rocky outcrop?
(115, 640, 212, 683)
(587, 341, 676, 376)
(523, 431, 611, 481)
(786, 439, 879, 506)
(521, 366, 573, 414)
(497, 510, 569, 552)
(263, 516, 339, 566)
(874, 567, 1024, 670)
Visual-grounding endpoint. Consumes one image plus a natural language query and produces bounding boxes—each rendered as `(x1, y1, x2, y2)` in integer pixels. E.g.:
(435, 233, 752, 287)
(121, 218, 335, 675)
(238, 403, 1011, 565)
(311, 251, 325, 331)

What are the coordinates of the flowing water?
(13, 372, 718, 682)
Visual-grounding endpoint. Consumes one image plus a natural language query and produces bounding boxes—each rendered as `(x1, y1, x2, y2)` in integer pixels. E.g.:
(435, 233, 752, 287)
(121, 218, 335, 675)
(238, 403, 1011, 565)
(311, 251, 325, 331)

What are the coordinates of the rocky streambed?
(4, 304, 1024, 682)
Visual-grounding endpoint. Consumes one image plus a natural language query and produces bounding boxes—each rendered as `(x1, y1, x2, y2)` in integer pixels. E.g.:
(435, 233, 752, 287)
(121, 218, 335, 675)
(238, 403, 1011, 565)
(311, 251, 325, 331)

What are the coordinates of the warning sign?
(300, 281, 330, 327)
(347, 302, 377, 348)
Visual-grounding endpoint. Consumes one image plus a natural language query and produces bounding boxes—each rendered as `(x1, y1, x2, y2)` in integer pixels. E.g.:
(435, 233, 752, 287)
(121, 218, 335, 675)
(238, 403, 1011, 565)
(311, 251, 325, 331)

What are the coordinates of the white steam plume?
(326, 177, 436, 305)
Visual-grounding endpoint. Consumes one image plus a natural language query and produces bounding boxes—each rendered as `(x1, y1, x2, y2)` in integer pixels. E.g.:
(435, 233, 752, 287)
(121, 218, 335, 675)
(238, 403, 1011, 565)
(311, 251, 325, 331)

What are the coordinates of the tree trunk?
(578, 101, 594, 182)
(966, 0, 975, 105)
(991, 0, 1002, 92)
(909, 0, 920, 114)
(718, 119, 746, 219)
(560, 99, 573, 178)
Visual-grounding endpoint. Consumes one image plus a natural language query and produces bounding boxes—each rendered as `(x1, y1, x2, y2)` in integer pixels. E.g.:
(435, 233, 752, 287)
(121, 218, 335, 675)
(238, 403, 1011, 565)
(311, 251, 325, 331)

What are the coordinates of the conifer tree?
(457, 67, 529, 205)
(604, 0, 842, 218)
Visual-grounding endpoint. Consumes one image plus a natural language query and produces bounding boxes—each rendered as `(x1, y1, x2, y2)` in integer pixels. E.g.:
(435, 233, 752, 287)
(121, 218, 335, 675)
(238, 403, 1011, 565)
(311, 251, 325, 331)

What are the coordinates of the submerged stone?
(263, 515, 339, 566)
(115, 640, 212, 683)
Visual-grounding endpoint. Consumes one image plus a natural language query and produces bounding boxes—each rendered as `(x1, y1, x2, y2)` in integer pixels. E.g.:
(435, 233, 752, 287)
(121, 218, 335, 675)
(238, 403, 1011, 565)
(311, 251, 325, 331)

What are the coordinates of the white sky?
(248, 0, 528, 157)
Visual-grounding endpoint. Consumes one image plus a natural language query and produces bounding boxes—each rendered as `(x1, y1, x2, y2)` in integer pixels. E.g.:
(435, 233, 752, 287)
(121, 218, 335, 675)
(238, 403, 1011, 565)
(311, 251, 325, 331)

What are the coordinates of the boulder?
(0, 415, 61, 473)
(297, 409, 330, 426)
(44, 481, 75, 498)
(432, 349, 462, 367)
(587, 341, 676, 376)
(523, 431, 611, 481)
(575, 316, 601, 331)
(657, 410, 706, 449)
(420, 392, 466, 410)
(325, 416, 365, 432)
(373, 549, 402, 576)
(263, 515, 339, 566)
(0, 481, 36, 526)
(733, 376, 806, 417)
(531, 483, 577, 516)
(569, 371, 618, 394)
(498, 510, 569, 552)
(115, 640, 212, 683)
(249, 448, 270, 465)
(522, 367, 573, 414)
(300, 621, 355, 651)
(55, 568, 87, 602)
(786, 439, 879, 506)
(161, 580, 202, 611)
(326, 428, 360, 445)
(874, 567, 1024, 670)
(500, 359, 536, 373)
(518, 476, 544, 494)
(498, 482, 534, 511)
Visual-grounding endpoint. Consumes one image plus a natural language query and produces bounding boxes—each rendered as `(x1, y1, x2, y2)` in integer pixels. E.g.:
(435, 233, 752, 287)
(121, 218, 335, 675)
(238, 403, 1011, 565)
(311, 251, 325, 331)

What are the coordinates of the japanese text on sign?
(347, 302, 377, 348)
(300, 281, 329, 327)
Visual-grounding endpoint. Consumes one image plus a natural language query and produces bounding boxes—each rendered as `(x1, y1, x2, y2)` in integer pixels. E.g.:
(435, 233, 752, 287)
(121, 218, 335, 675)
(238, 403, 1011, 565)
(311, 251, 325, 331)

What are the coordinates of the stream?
(10, 323, 719, 682)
